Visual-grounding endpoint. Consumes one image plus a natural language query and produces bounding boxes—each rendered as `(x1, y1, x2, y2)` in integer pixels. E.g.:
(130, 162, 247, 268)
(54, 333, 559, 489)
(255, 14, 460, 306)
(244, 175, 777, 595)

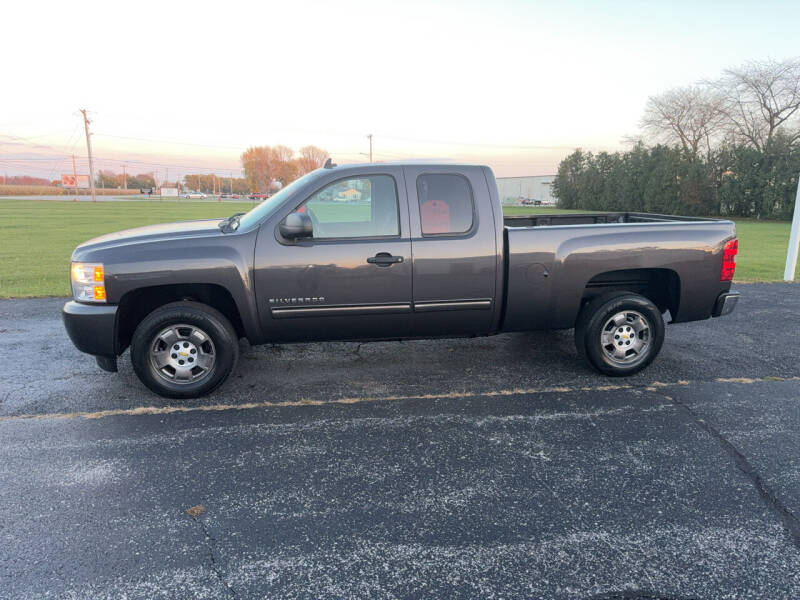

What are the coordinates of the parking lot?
(1, 283, 799, 598)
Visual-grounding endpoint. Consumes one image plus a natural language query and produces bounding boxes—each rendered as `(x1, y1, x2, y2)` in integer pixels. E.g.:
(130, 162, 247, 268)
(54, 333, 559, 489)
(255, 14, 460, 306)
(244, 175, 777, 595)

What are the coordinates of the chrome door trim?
(413, 299, 492, 313)
(271, 303, 412, 319)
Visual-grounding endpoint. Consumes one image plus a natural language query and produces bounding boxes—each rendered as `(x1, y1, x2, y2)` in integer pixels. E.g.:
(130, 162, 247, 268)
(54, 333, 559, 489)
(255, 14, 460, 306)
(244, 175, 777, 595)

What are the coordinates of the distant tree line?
(553, 58, 800, 219)
(183, 174, 249, 195)
(1, 175, 52, 186)
(96, 170, 157, 190)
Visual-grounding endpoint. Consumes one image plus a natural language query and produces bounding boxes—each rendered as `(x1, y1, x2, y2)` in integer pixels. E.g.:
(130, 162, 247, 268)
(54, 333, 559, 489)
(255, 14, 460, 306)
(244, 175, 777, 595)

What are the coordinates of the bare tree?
(713, 57, 800, 150)
(639, 86, 723, 158)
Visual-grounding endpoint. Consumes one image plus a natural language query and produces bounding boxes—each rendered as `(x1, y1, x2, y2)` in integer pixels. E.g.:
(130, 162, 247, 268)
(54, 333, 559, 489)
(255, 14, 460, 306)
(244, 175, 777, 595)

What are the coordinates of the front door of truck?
(254, 168, 412, 342)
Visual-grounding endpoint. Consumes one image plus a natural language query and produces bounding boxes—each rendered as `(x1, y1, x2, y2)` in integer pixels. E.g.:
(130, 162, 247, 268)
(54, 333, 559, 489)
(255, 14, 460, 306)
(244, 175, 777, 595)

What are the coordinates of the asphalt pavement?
(1, 283, 799, 599)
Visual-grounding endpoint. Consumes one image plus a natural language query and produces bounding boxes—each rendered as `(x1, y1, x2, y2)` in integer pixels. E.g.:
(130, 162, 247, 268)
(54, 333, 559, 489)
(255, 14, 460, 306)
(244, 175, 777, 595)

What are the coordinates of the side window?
(417, 174, 474, 235)
(302, 175, 399, 239)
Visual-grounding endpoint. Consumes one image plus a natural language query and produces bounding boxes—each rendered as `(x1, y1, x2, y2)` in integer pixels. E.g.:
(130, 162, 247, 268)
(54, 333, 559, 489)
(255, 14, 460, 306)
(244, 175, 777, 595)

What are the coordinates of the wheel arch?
(116, 283, 246, 353)
(579, 268, 681, 323)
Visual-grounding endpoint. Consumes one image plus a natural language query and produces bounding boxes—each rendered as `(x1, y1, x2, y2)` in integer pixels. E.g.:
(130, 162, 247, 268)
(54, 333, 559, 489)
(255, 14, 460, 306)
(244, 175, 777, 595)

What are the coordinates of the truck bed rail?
(503, 212, 720, 228)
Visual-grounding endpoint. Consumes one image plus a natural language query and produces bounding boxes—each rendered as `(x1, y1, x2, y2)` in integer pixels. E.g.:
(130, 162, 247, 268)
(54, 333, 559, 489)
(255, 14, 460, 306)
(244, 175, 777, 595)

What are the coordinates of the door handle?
(367, 252, 404, 266)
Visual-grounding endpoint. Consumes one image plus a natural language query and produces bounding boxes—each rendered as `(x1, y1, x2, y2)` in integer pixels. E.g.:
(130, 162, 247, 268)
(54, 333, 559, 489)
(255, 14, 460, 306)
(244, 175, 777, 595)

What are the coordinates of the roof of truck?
(326, 160, 490, 169)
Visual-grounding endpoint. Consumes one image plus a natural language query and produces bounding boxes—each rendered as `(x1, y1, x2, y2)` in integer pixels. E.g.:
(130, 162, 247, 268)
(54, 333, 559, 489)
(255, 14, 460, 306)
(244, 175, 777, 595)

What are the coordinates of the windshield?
(237, 170, 321, 231)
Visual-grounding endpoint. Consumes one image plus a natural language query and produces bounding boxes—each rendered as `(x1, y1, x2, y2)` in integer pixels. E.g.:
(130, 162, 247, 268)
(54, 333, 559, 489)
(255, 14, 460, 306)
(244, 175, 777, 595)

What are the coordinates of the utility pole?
(72, 154, 78, 200)
(367, 133, 373, 163)
(80, 109, 97, 202)
(122, 164, 127, 190)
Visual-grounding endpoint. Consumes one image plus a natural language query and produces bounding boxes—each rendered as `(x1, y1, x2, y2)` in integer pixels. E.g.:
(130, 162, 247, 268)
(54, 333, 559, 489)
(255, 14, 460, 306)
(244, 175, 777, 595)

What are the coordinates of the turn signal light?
(721, 239, 738, 281)
(93, 285, 106, 300)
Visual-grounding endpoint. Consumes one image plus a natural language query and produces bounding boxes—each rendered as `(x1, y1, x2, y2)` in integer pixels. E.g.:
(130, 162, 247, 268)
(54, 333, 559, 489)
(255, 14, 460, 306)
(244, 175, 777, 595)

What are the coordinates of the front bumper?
(712, 291, 740, 317)
(62, 301, 118, 356)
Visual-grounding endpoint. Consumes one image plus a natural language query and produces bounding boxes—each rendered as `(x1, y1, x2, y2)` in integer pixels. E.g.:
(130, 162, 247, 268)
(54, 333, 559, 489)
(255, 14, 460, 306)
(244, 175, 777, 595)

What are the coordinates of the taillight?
(721, 239, 738, 281)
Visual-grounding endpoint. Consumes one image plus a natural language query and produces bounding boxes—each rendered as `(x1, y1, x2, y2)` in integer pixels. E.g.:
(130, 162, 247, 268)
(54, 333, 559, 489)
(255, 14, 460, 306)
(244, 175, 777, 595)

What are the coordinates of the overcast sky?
(3, 0, 800, 179)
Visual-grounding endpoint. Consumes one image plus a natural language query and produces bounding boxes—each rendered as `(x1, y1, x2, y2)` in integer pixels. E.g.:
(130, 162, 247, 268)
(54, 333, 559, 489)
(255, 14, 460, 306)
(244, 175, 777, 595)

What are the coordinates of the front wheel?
(130, 301, 239, 399)
(575, 292, 665, 376)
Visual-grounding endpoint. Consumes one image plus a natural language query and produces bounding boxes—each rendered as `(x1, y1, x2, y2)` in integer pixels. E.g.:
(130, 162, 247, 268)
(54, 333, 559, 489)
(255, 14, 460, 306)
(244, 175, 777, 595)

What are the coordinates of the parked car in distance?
(182, 192, 205, 199)
(249, 192, 269, 200)
(63, 162, 739, 399)
(521, 198, 542, 206)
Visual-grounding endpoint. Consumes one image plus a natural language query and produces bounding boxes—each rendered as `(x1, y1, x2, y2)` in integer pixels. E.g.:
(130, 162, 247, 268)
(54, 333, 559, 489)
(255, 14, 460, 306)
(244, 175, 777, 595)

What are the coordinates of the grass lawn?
(0, 199, 796, 297)
(0, 199, 255, 298)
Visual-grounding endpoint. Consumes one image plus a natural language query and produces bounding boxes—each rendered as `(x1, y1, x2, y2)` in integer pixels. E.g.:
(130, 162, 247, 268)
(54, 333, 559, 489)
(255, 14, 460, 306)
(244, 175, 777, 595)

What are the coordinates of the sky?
(2, 0, 800, 181)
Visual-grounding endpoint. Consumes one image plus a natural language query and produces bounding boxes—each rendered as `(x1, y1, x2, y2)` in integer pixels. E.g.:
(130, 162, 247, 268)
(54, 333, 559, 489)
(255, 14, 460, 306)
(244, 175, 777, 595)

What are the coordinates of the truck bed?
(499, 211, 736, 333)
(503, 212, 718, 228)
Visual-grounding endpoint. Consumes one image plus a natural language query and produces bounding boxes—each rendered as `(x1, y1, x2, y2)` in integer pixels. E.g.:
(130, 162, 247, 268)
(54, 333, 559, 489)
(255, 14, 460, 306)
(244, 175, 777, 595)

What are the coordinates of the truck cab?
(252, 163, 501, 343)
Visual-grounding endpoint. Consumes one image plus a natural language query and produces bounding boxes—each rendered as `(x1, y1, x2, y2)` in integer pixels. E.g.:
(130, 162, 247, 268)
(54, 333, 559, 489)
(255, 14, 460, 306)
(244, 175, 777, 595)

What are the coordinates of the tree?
(713, 57, 800, 150)
(241, 146, 275, 192)
(270, 145, 297, 184)
(551, 149, 588, 209)
(96, 170, 121, 188)
(639, 86, 723, 159)
(294, 145, 329, 175)
(127, 173, 155, 189)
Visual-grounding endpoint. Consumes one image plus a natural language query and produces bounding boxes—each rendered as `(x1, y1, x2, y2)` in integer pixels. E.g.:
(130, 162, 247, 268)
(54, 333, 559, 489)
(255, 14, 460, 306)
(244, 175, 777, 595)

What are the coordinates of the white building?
(496, 175, 556, 205)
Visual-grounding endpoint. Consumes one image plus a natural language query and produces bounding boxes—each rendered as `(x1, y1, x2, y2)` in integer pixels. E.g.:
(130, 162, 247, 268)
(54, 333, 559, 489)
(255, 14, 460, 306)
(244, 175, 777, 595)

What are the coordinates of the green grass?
(0, 199, 254, 298)
(0, 199, 796, 297)
(729, 219, 800, 282)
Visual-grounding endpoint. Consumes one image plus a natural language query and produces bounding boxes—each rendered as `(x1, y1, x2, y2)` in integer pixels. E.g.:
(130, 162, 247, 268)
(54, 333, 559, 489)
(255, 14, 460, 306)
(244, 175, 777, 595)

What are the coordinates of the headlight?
(71, 262, 106, 302)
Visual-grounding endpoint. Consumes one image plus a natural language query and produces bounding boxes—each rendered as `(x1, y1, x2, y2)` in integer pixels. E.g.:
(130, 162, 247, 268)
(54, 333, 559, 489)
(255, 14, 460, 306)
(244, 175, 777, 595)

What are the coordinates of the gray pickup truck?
(63, 161, 740, 398)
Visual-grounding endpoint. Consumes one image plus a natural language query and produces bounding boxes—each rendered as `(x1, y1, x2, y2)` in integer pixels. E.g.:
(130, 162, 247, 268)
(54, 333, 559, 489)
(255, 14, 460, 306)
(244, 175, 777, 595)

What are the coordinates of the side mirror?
(279, 211, 313, 239)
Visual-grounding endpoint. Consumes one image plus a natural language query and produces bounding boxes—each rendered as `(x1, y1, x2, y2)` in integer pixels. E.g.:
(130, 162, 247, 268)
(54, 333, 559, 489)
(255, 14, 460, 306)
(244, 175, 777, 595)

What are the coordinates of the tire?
(575, 292, 664, 376)
(130, 301, 239, 399)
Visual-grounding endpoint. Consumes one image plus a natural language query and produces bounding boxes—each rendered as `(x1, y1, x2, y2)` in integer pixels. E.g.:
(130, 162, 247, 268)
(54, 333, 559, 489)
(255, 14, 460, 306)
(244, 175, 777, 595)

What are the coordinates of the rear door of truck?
(403, 165, 499, 336)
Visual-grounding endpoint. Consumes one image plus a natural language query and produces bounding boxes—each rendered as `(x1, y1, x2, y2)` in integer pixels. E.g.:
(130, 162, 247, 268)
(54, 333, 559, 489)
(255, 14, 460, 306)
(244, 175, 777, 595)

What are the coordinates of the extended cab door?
(403, 165, 500, 336)
(253, 168, 412, 343)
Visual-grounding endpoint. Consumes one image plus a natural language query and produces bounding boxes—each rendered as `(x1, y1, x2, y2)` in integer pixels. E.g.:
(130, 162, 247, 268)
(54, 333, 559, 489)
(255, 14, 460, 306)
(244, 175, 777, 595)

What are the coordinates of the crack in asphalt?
(666, 393, 800, 550)
(187, 512, 237, 598)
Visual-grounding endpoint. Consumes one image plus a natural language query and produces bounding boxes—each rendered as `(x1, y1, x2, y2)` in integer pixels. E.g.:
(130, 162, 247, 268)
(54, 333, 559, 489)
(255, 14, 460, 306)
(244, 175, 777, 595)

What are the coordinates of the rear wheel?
(575, 292, 664, 376)
(131, 301, 239, 399)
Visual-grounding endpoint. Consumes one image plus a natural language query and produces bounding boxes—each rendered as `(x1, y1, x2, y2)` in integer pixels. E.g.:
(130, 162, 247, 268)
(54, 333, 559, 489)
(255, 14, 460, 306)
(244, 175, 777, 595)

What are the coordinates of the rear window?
(417, 174, 474, 235)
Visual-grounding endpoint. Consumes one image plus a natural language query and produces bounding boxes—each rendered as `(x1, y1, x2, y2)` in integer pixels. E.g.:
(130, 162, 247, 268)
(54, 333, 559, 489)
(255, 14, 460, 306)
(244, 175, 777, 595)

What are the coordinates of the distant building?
(160, 187, 179, 197)
(496, 175, 556, 205)
(337, 187, 362, 201)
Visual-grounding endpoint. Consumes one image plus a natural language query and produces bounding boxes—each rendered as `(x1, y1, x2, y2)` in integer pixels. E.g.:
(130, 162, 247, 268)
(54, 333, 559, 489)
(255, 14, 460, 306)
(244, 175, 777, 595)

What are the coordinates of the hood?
(73, 219, 224, 256)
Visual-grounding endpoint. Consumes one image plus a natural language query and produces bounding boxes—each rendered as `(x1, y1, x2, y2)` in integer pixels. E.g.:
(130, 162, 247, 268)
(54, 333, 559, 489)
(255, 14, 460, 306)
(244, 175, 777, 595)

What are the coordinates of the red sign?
(61, 174, 90, 188)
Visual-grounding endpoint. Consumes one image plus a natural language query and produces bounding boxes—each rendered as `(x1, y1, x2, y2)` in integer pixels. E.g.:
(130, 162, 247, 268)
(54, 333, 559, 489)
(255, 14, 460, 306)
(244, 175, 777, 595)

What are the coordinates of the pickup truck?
(63, 162, 740, 399)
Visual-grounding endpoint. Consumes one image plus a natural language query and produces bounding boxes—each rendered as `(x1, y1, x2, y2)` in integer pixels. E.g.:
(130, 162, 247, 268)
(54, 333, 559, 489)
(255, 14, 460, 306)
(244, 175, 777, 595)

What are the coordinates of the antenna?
(323, 158, 337, 169)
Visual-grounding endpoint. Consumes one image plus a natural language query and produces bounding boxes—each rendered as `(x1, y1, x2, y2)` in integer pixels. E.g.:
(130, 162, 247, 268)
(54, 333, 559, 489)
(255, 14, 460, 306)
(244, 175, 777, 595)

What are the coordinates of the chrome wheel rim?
(148, 324, 216, 384)
(600, 310, 651, 366)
